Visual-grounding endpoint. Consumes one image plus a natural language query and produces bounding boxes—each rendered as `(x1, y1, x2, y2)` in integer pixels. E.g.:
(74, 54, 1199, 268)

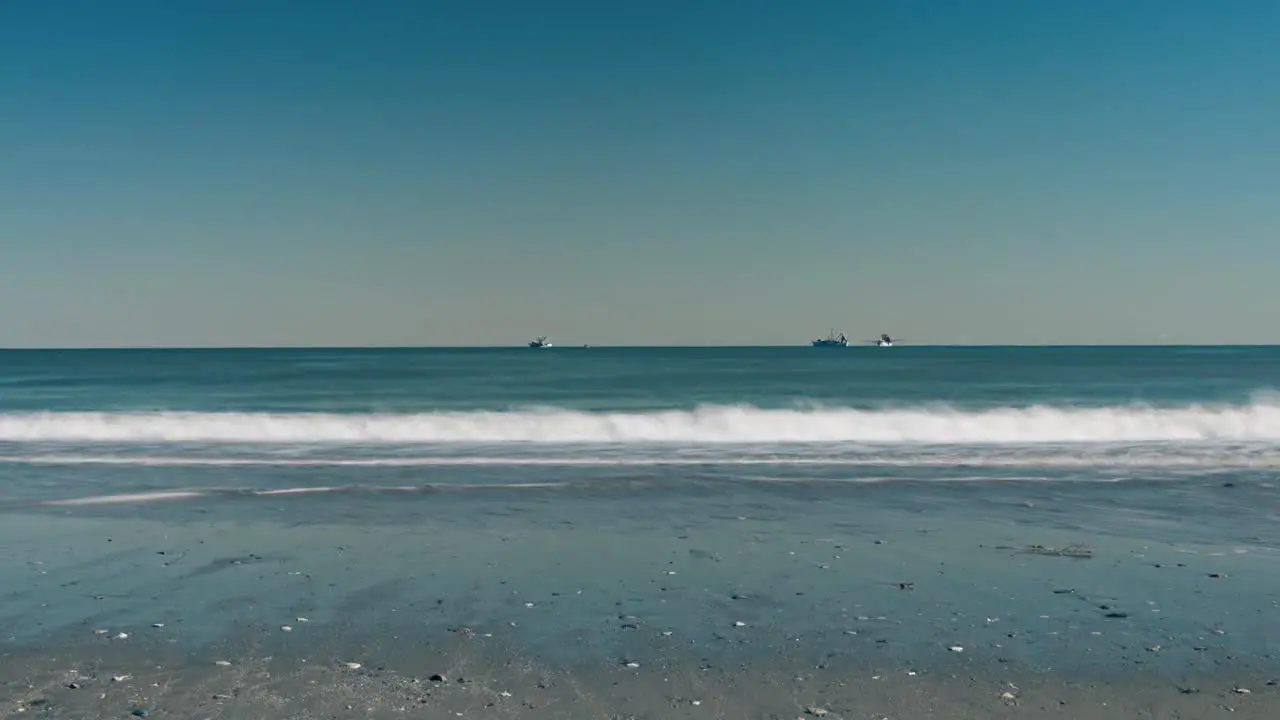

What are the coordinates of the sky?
(2, 0, 1279, 347)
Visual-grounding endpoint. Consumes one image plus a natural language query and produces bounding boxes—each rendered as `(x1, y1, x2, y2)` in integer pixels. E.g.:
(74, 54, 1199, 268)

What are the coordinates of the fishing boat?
(528, 336, 552, 348)
(811, 330, 848, 347)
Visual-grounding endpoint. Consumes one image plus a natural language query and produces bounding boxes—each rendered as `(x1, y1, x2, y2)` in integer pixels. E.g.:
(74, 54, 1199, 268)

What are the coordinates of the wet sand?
(3, 477, 1278, 717)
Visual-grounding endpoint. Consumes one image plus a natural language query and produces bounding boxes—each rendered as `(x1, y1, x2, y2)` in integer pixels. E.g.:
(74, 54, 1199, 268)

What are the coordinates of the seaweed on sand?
(1022, 543, 1094, 559)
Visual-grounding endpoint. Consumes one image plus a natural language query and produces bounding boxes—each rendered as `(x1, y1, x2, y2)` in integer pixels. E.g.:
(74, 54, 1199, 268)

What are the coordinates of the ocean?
(2, 346, 1278, 718)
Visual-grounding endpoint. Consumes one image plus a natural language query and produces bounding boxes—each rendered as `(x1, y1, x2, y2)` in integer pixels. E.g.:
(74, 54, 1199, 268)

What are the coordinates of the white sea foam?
(44, 490, 206, 506)
(1, 453, 1278, 468)
(0, 402, 1279, 444)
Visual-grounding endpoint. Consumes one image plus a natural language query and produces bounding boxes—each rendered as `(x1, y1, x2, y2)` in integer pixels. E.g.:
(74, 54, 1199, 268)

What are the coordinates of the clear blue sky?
(2, 0, 1278, 347)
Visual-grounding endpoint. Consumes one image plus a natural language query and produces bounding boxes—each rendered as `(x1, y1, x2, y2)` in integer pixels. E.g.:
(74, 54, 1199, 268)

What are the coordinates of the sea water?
(2, 346, 1278, 716)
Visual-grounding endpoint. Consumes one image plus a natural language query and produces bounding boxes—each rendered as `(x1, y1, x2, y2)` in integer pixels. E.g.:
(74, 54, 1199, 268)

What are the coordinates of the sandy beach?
(3, 640, 1276, 719)
(3, 476, 1277, 718)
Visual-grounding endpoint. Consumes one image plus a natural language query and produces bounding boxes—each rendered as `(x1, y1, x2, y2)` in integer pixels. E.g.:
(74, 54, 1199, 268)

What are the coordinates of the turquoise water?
(2, 346, 1279, 682)
(3, 346, 1280, 500)
(3, 346, 1277, 414)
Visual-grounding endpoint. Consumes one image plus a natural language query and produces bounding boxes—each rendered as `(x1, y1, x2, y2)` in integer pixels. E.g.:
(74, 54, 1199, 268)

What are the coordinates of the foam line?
(1, 453, 1278, 468)
(44, 490, 207, 506)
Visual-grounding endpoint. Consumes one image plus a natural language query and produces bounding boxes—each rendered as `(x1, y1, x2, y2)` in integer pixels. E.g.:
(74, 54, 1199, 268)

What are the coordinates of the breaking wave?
(1, 401, 1279, 444)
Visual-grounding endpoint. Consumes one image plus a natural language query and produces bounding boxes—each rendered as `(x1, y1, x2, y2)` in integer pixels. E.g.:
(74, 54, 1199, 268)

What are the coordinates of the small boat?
(528, 336, 552, 348)
(872, 333, 895, 347)
(811, 330, 848, 347)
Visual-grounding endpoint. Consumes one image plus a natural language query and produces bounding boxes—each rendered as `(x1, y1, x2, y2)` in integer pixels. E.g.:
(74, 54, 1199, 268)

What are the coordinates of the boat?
(872, 333, 895, 347)
(811, 330, 848, 347)
(528, 336, 552, 348)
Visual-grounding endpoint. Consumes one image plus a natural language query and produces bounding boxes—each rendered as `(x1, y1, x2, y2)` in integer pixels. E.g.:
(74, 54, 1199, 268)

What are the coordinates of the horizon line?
(1, 343, 1277, 351)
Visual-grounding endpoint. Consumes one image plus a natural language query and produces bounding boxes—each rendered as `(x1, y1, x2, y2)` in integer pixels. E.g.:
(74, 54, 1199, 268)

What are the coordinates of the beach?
(2, 347, 1279, 717)
(4, 472, 1278, 718)
(9, 0, 1278, 712)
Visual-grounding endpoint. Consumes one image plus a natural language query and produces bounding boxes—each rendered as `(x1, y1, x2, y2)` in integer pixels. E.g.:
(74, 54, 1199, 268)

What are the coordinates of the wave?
(1, 402, 1280, 444)
(2, 452, 1280, 468)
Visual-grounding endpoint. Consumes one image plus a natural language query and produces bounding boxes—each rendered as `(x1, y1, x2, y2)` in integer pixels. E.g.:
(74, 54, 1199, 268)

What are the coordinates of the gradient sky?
(2, 0, 1278, 347)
